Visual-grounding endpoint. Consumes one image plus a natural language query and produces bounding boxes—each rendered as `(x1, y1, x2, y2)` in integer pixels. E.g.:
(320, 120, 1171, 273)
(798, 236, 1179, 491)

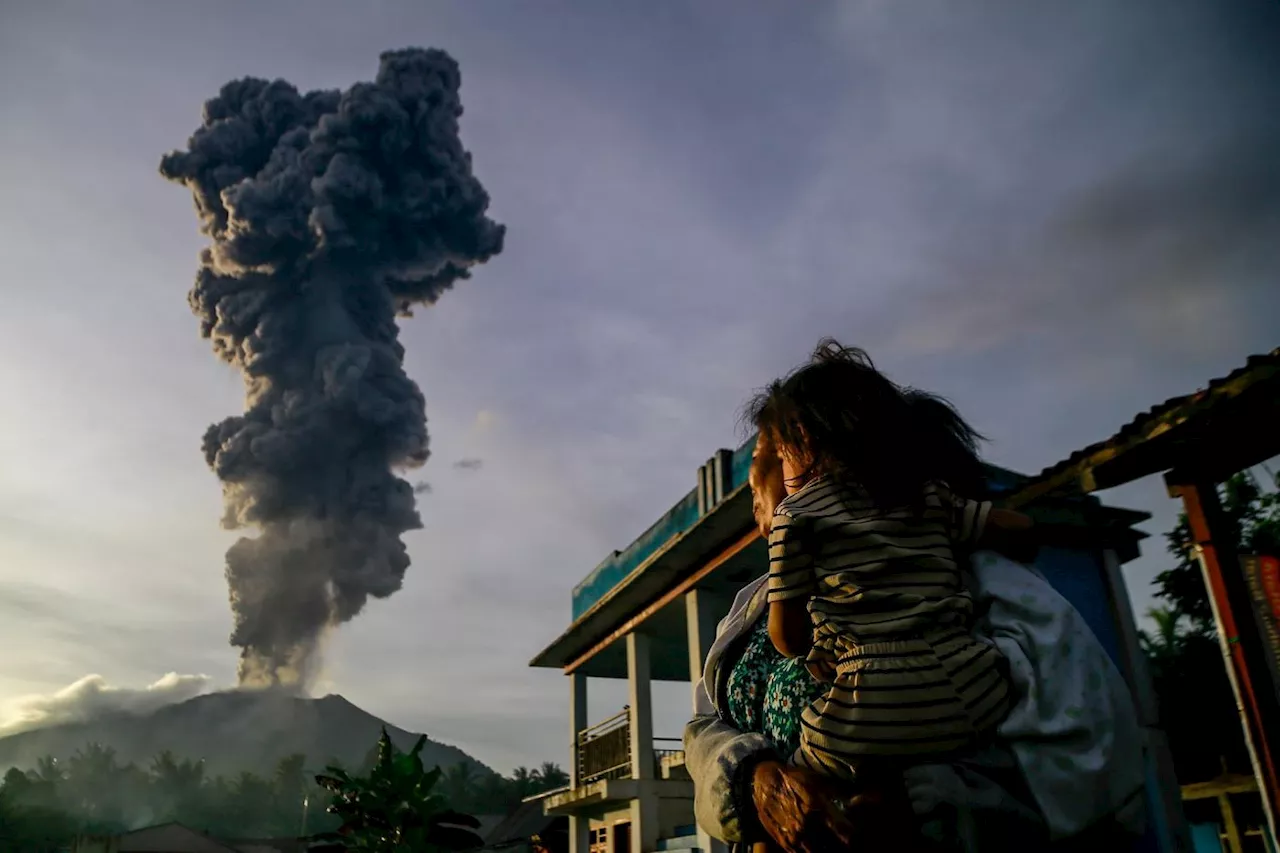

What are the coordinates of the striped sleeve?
(936, 481, 992, 546)
(767, 512, 815, 603)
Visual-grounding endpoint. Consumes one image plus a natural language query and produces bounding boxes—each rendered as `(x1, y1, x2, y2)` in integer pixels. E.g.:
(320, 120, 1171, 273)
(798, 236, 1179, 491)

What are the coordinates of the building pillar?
(570, 671, 587, 789)
(685, 589, 719, 713)
(568, 671, 591, 853)
(627, 632, 654, 780)
(627, 632, 659, 851)
(630, 793, 661, 853)
(568, 816, 591, 853)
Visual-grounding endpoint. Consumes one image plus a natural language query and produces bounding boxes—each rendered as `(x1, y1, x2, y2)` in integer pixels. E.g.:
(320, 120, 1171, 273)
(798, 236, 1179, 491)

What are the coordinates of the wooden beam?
(565, 529, 760, 675)
(1220, 792, 1243, 853)
(1181, 774, 1259, 801)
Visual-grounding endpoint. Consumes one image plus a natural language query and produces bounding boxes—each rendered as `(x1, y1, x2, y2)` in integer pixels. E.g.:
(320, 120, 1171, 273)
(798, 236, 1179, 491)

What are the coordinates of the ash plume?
(160, 48, 505, 688)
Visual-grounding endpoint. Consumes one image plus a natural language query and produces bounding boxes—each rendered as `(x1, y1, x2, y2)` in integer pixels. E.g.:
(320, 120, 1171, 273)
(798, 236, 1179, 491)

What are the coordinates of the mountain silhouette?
(0, 691, 494, 778)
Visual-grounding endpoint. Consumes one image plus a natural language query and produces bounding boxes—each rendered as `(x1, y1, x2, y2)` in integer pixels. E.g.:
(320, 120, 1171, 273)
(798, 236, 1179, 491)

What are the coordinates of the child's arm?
(940, 483, 1040, 564)
(766, 512, 816, 659)
(769, 599, 814, 660)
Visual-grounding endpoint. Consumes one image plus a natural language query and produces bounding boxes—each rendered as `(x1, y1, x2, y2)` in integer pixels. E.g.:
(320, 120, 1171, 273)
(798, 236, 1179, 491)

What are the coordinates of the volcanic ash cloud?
(160, 48, 505, 688)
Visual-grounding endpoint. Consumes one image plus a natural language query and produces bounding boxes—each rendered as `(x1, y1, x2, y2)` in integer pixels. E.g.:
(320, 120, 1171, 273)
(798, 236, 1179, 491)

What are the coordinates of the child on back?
(746, 339, 1037, 783)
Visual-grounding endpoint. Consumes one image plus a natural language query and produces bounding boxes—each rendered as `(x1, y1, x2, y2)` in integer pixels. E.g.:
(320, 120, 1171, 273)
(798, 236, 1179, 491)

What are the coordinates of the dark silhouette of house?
(482, 800, 567, 853)
(71, 823, 338, 853)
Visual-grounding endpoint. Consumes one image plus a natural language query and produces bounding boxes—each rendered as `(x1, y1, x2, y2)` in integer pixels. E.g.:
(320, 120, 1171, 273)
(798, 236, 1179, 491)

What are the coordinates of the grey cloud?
(453, 458, 483, 471)
(0, 673, 215, 736)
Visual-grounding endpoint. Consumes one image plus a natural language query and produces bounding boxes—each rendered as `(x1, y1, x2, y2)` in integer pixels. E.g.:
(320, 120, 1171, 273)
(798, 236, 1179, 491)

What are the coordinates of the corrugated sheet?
(1030, 348, 1280, 487)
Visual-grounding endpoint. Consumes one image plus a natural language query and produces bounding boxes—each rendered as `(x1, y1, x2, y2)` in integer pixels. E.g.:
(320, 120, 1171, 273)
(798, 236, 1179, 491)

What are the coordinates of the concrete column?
(568, 815, 591, 853)
(569, 671, 587, 789)
(685, 589, 719, 712)
(630, 793, 661, 853)
(627, 632, 654, 781)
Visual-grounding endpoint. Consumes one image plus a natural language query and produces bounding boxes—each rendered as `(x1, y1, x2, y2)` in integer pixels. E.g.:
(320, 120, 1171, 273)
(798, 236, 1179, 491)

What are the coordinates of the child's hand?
(804, 658, 835, 684)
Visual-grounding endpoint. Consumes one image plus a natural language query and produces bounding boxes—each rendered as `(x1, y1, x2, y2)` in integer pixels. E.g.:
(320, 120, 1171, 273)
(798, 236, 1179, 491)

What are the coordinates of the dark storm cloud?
(159, 48, 505, 687)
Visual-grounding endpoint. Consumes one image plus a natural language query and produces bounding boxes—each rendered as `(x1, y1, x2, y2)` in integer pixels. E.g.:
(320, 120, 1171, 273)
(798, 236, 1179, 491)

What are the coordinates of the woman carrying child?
(749, 339, 1036, 783)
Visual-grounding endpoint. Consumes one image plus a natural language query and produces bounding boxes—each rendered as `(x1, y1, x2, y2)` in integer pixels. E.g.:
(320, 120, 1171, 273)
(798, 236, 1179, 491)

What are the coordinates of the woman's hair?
(749, 429, 785, 533)
(742, 338, 989, 506)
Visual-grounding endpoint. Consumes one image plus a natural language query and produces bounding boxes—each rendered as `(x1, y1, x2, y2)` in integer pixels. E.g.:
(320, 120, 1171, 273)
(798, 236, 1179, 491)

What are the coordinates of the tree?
(314, 728, 484, 852)
(1142, 468, 1280, 782)
(441, 762, 477, 809)
(1156, 469, 1280, 636)
(150, 750, 206, 823)
(533, 762, 569, 790)
(0, 738, 567, 844)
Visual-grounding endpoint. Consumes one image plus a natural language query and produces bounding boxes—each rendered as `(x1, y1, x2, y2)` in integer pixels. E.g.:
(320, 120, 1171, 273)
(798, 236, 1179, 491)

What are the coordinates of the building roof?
(529, 480, 761, 676)
(1011, 348, 1280, 506)
(78, 823, 243, 853)
(483, 800, 564, 849)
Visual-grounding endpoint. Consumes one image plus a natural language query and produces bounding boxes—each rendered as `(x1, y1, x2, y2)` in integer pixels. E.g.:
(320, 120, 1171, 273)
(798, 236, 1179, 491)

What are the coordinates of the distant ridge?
(0, 690, 493, 778)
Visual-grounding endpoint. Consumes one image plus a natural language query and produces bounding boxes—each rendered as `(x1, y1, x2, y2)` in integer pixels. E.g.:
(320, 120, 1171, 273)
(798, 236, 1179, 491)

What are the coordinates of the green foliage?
(0, 735, 569, 850)
(1155, 469, 1280, 636)
(315, 729, 484, 852)
(1143, 468, 1280, 781)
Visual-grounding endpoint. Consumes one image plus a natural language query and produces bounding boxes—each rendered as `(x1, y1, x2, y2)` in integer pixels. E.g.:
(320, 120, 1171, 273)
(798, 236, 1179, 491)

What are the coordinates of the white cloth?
(696, 550, 1147, 841)
(968, 550, 1147, 839)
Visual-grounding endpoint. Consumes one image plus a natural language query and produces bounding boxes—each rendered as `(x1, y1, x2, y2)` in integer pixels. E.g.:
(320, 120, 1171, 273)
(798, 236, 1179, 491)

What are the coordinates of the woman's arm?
(684, 686, 778, 844)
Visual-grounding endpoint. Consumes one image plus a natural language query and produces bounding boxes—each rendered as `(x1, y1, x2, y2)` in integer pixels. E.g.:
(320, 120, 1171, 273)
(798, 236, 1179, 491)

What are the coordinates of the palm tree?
(272, 754, 309, 835)
(150, 750, 205, 821)
(1139, 606, 1186, 665)
(511, 766, 535, 799)
(65, 743, 122, 826)
(33, 757, 63, 786)
(442, 763, 477, 809)
(534, 762, 569, 791)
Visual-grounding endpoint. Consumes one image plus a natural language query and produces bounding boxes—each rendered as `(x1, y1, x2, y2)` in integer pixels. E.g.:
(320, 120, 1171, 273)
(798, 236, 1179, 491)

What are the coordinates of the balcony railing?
(578, 709, 632, 783)
(575, 709, 686, 785)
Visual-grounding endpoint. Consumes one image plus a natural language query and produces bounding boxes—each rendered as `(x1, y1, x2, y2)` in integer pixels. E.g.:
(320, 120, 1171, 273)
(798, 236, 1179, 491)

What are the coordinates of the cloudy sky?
(1, 0, 1277, 774)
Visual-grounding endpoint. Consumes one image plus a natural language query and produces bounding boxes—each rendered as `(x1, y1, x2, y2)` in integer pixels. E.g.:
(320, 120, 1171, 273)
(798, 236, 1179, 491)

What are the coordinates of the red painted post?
(1168, 477, 1279, 842)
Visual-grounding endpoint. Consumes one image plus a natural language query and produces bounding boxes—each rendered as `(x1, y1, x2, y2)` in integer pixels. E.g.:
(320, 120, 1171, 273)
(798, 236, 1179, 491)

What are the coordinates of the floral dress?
(724, 615, 828, 758)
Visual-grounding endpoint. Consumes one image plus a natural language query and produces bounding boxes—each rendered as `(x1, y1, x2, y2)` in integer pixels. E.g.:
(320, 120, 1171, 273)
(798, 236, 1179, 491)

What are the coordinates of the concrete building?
(530, 435, 1184, 853)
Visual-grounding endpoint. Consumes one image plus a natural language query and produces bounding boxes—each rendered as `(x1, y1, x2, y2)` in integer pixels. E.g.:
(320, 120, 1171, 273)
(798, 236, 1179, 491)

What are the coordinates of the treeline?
(0, 742, 568, 851)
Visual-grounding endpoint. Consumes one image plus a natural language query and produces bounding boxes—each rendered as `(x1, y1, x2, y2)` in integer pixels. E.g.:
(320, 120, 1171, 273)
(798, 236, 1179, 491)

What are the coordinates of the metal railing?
(578, 709, 632, 784)
(575, 710, 686, 785)
(653, 737, 685, 766)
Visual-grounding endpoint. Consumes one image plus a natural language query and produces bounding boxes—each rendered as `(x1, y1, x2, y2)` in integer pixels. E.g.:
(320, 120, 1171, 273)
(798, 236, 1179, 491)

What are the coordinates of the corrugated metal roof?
(1022, 348, 1280, 498)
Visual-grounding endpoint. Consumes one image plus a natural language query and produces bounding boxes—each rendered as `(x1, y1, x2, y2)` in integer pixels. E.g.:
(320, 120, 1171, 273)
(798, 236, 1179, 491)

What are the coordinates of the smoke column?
(160, 49, 505, 687)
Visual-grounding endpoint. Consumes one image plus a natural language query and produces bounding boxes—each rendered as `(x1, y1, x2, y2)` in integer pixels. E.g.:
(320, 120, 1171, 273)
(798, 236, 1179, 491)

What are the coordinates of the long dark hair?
(743, 339, 988, 507)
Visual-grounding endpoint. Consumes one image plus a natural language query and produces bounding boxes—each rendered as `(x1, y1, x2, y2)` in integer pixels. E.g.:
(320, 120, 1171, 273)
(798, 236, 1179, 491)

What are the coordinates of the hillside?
(0, 690, 493, 778)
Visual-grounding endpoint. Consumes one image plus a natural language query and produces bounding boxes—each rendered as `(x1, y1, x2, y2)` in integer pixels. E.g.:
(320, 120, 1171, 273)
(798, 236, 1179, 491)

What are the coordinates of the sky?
(0, 0, 1277, 774)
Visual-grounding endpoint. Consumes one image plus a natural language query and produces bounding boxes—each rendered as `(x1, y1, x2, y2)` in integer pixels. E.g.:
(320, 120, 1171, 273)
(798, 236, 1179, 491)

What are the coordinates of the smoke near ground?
(160, 48, 505, 687)
(0, 674, 214, 735)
